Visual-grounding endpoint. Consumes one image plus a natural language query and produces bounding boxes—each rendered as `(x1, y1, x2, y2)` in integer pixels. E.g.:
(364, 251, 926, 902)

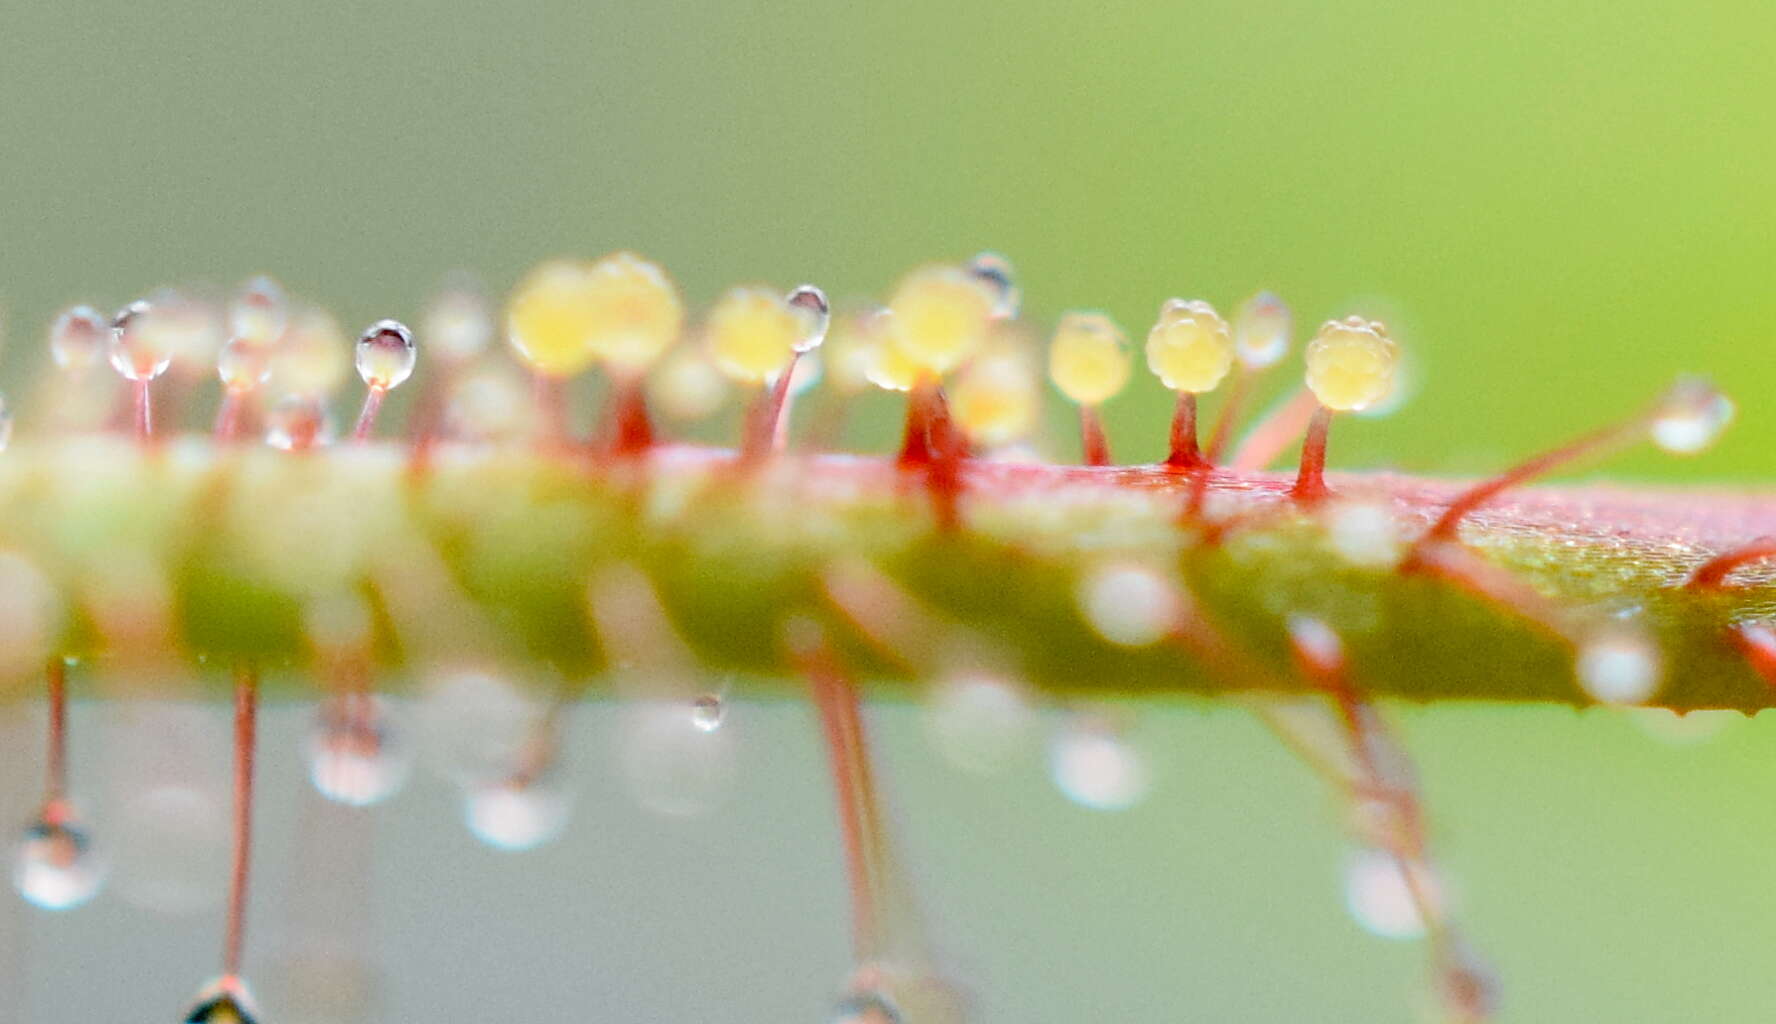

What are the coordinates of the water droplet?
(216, 337, 271, 392)
(786, 283, 831, 352)
(1651, 376, 1733, 455)
(145, 288, 228, 371)
(1050, 715, 1148, 811)
(185, 978, 261, 1024)
(305, 695, 412, 807)
(705, 286, 812, 384)
(1234, 290, 1291, 369)
(831, 989, 902, 1024)
(0, 393, 12, 453)
(12, 812, 104, 910)
(1048, 311, 1131, 407)
(114, 783, 227, 914)
(1343, 847, 1440, 940)
(1076, 563, 1182, 648)
(263, 394, 336, 450)
(464, 776, 572, 851)
(423, 275, 493, 363)
(1576, 630, 1661, 705)
(923, 673, 1036, 775)
(230, 275, 288, 346)
(619, 700, 737, 817)
(49, 305, 111, 372)
(108, 300, 172, 382)
(354, 319, 416, 391)
(266, 308, 350, 399)
(417, 670, 541, 785)
(445, 362, 534, 442)
(690, 693, 725, 732)
(967, 251, 1020, 319)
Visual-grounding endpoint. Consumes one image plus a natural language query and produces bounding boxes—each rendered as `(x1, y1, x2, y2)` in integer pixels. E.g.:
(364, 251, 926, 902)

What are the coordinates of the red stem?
(352, 386, 387, 443)
(603, 375, 655, 457)
(224, 663, 259, 981)
(1079, 405, 1111, 467)
(132, 380, 152, 443)
(740, 352, 803, 463)
(45, 659, 67, 809)
(1291, 405, 1332, 502)
(1685, 537, 1776, 589)
(1164, 392, 1205, 470)
(1420, 417, 1644, 544)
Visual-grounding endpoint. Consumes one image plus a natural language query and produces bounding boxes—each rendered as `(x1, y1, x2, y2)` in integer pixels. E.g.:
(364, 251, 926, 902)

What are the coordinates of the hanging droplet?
(263, 394, 336, 450)
(184, 977, 261, 1024)
(619, 700, 737, 818)
(1576, 629, 1662, 705)
(423, 274, 494, 364)
(109, 300, 172, 382)
(0, 392, 12, 453)
(967, 251, 1020, 319)
(464, 776, 572, 852)
(1049, 714, 1148, 811)
(304, 695, 412, 807)
(12, 813, 105, 910)
(831, 989, 903, 1024)
(1233, 290, 1291, 369)
(49, 305, 112, 373)
(1343, 847, 1441, 940)
(786, 283, 831, 353)
(923, 673, 1036, 776)
(690, 693, 725, 733)
(230, 275, 289, 347)
(354, 319, 416, 391)
(1651, 376, 1733, 455)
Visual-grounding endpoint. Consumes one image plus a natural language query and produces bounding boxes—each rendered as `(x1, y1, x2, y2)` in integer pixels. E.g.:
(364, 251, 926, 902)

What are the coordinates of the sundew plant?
(5, 2, 1776, 1022)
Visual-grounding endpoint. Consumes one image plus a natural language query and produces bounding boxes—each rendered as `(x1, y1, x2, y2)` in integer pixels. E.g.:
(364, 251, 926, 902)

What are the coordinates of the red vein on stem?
(1291, 405, 1333, 502)
(1164, 392, 1204, 470)
(1078, 405, 1111, 467)
(1685, 538, 1776, 589)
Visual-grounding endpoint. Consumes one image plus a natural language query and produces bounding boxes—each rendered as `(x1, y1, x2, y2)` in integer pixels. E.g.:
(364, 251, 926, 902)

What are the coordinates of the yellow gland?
(884, 264, 998, 376)
(864, 322, 922, 393)
(267, 308, 350, 398)
(705, 286, 815, 384)
(506, 253, 683, 378)
(1048, 311, 1130, 406)
(823, 305, 889, 395)
(1144, 298, 1233, 394)
(952, 341, 1040, 447)
(1303, 315, 1398, 412)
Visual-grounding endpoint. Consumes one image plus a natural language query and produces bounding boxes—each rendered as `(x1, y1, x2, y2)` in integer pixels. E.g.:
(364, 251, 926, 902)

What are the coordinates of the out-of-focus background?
(2, 1, 1775, 1020)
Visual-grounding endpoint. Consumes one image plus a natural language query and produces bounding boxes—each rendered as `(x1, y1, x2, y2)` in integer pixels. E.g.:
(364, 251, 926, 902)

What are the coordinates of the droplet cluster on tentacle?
(0, 253, 1764, 1020)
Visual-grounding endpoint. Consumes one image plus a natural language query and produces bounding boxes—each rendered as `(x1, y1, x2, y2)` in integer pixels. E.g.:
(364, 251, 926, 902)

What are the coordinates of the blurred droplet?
(445, 362, 534, 442)
(967, 251, 1020, 319)
(1344, 848, 1440, 940)
(216, 337, 271, 393)
(1233, 290, 1291, 369)
(464, 776, 571, 852)
(0, 394, 11, 453)
(185, 977, 261, 1024)
(355, 320, 416, 391)
(1049, 715, 1147, 811)
(923, 674, 1036, 775)
(619, 700, 737, 818)
(49, 305, 111, 373)
(1651, 376, 1733, 455)
(831, 989, 902, 1024)
(423, 275, 493, 364)
(1576, 630, 1661, 705)
(305, 695, 412, 807)
(1076, 563, 1182, 648)
(787, 284, 831, 353)
(417, 670, 541, 786)
(12, 813, 104, 910)
(230, 275, 289, 346)
(114, 784, 227, 914)
(264, 395, 336, 451)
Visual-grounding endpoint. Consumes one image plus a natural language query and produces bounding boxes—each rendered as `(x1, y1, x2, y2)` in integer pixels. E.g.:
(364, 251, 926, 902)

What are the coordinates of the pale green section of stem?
(0, 438, 1769, 710)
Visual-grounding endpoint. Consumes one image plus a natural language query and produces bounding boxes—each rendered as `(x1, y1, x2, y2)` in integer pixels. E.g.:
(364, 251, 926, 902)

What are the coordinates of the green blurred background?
(3, 0, 1776, 1020)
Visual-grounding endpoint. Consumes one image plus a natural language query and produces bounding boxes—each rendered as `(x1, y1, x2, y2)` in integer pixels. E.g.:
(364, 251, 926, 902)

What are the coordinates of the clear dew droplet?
(690, 693, 725, 733)
(463, 776, 572, 852)
(1651, 376, 1734, 455)
(354, 319, 417, 391)
(1234, 290, 1291, 369)
(109, 300, 172, 382)
(12, 813, 105, 910)
(49, 305, 111, 372)
(967, 251, 1020, 319)
(1049, 715, 1148, 811)
(304, 695, 412, 807)
(1343, 847, 1439, 940)
(263, 394, 336, 450)
(216, 336, 271, 392)
(786, 284, 831, 353)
